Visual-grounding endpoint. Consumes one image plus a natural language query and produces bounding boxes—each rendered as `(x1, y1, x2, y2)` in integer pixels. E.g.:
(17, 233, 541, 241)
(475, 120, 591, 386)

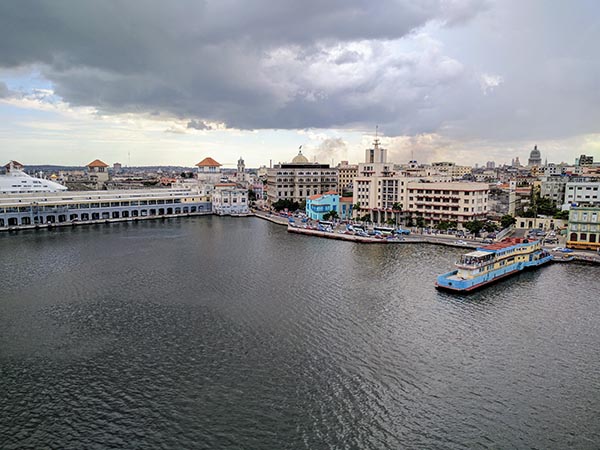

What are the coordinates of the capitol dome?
(528, 145, 542, 166)
(292, 150, 309, 164)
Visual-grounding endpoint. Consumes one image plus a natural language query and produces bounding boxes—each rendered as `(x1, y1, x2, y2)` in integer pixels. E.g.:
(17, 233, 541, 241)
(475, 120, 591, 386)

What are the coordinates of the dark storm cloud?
(0, 0, 487, 130)
(3, 0, 598, 143)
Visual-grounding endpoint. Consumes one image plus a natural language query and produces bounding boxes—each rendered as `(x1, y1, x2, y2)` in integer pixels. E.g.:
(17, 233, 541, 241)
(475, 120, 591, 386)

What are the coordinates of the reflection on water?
(1, 216, 599, 449)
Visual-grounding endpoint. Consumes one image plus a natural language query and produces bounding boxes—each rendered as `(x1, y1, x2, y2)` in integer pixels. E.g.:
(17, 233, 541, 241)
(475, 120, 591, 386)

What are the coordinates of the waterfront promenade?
(252, 209, 600, 263)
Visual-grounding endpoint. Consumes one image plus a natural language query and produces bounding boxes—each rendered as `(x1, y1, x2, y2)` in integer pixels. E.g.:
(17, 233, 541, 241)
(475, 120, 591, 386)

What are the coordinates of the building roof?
(481, 238, 528, 251)
(291, 150, 309, 164)
(4, 160, 24, 169)
(308, 194, 323, 200)
(196, 157, 222, 167)
(324, 190, 337, 195)
(215, 183, 237, 187)
(87, 159, 109, 168)
(464, 250, 494, 258)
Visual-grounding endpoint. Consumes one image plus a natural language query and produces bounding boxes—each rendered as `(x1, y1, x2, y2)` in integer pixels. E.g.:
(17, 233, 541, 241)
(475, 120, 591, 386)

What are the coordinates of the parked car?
(552, 247, 573, 253)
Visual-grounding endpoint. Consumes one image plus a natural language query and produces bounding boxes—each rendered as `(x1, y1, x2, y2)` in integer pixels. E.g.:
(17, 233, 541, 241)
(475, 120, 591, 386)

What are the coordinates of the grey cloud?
(187, 120, 211, 130)
(0, 0, 486, 131)
(314, 137, 347, 163)
(4, 0, 598, 146)
(0, 81, 9, 98)
(334, 50, 362, 65)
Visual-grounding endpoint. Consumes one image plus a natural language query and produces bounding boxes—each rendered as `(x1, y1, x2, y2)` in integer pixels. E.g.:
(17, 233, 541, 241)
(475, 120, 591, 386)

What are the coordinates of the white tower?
(237, 156, 246, 184)
(508, 179, 517, 216)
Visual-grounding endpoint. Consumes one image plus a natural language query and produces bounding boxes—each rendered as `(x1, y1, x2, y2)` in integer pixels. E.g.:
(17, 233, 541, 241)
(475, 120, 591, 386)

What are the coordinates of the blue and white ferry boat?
(436, 238, 553, 292)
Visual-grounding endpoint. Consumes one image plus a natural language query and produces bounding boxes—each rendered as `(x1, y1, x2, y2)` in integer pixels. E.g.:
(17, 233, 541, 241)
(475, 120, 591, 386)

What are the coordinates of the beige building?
(353, 139, 401, 219)
(196, 157, 223, 185)
(404, 181, 489, 226)
(405, 182, 489, 224)
(266, 150, 338, 205)
(86, 159, 110, 187)
(337, 161, 358, 192)
(431, 162, 472, 179)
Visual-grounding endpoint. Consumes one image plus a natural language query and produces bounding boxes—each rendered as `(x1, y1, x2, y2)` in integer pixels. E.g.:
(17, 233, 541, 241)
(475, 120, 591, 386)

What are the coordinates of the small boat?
(436, 238, 553, 292)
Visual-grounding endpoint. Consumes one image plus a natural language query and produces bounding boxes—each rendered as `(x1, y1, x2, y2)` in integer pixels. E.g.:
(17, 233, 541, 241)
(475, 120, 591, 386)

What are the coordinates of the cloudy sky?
(1, 0, 599, 168)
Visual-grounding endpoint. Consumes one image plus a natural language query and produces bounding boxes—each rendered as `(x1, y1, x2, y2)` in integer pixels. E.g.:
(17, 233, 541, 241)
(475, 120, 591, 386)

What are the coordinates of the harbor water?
(1, 216, 599, 449)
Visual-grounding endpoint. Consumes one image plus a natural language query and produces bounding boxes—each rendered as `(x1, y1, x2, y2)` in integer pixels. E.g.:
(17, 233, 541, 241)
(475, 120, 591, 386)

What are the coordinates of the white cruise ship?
(0, 161, 67, 194)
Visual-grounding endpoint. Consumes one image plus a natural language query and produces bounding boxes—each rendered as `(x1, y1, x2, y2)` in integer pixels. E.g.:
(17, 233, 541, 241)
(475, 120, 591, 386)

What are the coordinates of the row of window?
(571, 212, 599, 222)
(0, 199, 186, 213)
(0, 206, 204, 226)
(275, 171, 337, 176)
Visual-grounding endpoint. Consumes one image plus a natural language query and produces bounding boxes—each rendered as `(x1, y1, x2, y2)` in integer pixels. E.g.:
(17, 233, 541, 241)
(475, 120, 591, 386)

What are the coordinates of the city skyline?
(1, 1, 600, 167)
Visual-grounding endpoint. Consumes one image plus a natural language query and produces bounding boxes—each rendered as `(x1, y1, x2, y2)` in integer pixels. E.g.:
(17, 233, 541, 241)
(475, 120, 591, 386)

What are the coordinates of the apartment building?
(565, 180, 600, 206)
(404, 181, 489, 227)
(337, 161, 358, 192)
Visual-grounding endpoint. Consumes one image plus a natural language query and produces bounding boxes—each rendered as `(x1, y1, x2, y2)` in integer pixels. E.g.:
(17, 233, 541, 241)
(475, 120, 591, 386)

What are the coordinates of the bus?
(318, 220, 334, 228)
(373, 226, 395, 235)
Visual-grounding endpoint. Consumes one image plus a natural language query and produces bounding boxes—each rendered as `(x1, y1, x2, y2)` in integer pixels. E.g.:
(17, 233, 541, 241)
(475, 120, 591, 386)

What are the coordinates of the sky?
(1, 0, 600, 168)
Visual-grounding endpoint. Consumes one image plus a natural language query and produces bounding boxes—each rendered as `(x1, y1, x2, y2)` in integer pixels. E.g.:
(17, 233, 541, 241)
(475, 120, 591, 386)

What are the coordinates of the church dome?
(292, 150, 309, 164)
(529, 145, 541, 159)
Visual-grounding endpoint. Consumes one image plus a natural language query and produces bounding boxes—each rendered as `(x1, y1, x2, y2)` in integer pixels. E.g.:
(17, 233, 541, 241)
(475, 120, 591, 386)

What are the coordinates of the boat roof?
(464, 250, 494, 258)
(479, 237, 535, 252)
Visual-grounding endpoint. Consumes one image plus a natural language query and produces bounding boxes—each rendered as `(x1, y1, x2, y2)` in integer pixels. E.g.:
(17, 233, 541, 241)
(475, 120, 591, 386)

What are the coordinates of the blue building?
(306, 192, 339, 221)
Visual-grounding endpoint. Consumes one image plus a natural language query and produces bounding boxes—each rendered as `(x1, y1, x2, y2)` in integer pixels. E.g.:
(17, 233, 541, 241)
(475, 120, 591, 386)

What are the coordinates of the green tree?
(436, 220, 457, 231)
(415, 216, 425, 228)
(483, 221, 499, 232)
(272, 199, 299, 212)
(463, 220, 485, 236)
(392, 202, 403, 226)
(353, 202, 361, 218)
(553, 210, 569, 220)
(323, 210, 339, 221)
(500, 214, 516, 229)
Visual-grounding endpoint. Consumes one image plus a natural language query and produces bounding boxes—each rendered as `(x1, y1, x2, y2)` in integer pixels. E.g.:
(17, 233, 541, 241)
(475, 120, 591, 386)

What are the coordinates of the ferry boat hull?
(435, 238, 553, 293)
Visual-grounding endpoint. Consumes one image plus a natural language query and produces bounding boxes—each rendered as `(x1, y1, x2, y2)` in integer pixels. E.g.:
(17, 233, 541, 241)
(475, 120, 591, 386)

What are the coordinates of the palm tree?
(353, 202, 361, 219)
(392, 202, 403, 227)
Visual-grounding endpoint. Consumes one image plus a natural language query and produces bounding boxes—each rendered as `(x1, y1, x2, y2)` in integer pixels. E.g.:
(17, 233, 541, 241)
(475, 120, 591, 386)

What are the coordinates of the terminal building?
(0, 188, 211, 229)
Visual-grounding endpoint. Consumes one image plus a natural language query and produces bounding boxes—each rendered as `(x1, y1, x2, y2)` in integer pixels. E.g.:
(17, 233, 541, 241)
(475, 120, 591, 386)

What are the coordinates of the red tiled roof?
(482, 238, 526, 250)
(340, 196, 353, 202)
(87, 159, 109, 168)
(308, 194, 322, 200)
(196, 157, 221, 167)
(324, 190, 338, 195)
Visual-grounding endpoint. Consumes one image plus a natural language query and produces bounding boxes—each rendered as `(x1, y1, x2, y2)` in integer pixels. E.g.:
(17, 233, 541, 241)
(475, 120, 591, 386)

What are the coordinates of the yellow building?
(567, 206, 600, 250)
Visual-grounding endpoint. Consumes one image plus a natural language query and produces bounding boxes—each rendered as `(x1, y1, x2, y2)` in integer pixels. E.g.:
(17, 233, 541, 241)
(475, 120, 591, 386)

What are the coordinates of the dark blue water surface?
(1, 216, 599, 449)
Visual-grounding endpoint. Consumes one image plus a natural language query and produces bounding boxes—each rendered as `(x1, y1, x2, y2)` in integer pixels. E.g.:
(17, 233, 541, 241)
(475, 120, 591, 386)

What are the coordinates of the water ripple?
(1, 218, 599, 449)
